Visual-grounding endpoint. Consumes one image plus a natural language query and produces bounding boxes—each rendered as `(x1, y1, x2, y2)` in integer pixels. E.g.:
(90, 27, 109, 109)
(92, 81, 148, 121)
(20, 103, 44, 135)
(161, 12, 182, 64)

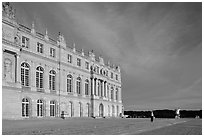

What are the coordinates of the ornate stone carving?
(14, 30, 20, 45)
(2, 2, 16, 19)
(4, 58, 12, 82)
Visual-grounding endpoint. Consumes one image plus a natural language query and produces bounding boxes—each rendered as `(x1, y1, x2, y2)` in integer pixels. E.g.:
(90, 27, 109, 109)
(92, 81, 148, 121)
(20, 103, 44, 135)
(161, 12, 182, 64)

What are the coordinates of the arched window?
(85, 79, 89, 95)
(117, 105, 119, 117)
(67, 74, 73, 93)
(111, 87, 114, 99)
(108, 105, 110, 117)
(107, 85, 109, 99)
(86, 103, 90, 117)
(36, 66, 44, 89)
(99, 103, 104, 117)
(49, 70, 56, 91)
(50, 100, 57, 117)
(22, 98, 30, 117)
(68, 101, 73, 117)
(115, 88, 118, 101)
(79, 102, 83, 117)
(112, 105, 115, 117)
(21, 62, 30, 86)
(100, 81, 103, 97)
(76, 77, 81, 94)
(37, 99, 44, 117)
(98, 81, 100, 96)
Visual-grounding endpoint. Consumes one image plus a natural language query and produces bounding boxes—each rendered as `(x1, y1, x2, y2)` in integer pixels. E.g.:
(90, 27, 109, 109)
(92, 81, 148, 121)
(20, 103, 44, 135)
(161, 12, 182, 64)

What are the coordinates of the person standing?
(150, 111, 154, 122)
(175, 108, 180, 119)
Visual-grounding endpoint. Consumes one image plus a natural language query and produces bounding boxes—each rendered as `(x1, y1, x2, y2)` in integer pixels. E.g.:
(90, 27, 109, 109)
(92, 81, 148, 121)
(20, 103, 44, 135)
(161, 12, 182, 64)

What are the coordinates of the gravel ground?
(2, 118, 200, 135)
(139, 118, 202, 135)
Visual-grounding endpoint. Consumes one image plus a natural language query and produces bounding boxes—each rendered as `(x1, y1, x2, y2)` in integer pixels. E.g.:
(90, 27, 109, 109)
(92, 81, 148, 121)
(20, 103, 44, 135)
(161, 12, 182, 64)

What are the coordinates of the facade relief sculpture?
(4, 58, 13, 82)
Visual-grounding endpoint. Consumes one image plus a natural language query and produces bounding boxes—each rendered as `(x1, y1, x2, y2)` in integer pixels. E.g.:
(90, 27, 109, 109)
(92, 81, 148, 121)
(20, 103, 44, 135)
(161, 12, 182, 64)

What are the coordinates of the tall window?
(22, 98, 30, 117)
(111, 87, 114, 99)
(50, 48, 55, 57)
(77, 58, 81, 66)
(106, 70, 108, 77)
(112, 105, 115, 117)
(85, 79, 89, 95)
(67, 54, 72, 63)
(111, 72, 113, 79)
(116, 74, 118, 80)
(85, 61, 89, 70)
(96, 66, 99, 73)
(115, 88, 118, 101)
(117, 105, 119, 117)
(37, 42, 43, 53)
(79, 102, 83, 117)
(76, 77, 81, 94)
(87, 103, 90, 117)
(108, 105, 110, 117)
(67, 75, 73, 93)
(98, 81, 100, 96)
(50, 100, 56, 117)
(107, 85, 109, 99)
(69, 102, 73, 117)
(36, 66, 44, 89)
(49, 70, 56, 91)
(37, 99, 44, 117)
(21, 62, 30, 86)
(22, 36, 29, 48)
(104, 82, 106, 97)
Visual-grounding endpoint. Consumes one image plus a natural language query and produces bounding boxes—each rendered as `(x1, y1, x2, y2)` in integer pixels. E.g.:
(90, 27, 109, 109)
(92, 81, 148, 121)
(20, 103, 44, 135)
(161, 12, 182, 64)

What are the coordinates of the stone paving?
(2, 118, 201, 135)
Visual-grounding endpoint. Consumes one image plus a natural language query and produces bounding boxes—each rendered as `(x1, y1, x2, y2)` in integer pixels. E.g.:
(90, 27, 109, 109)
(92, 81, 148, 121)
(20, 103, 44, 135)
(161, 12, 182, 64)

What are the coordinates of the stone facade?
(2, 3, 123, 119)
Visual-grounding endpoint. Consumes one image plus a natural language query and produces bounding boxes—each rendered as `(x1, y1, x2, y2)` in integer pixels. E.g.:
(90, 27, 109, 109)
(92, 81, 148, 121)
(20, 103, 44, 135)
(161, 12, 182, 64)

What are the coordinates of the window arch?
(22, 98, 30, 117)
(37, 99, 44, 117)
(49, 70, 56, 91)
(36, 66, 44, 89)
(21, 62, 30, 86)
(76, 77, 81, 94)
(67, 74, 73, 93)
(50, 100, 57, 117)
(85, 79, 89, 95)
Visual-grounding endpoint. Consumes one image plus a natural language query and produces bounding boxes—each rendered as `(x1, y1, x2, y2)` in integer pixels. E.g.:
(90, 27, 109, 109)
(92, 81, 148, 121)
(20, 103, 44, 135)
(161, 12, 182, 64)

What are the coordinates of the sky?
(11, 2, 202, 110)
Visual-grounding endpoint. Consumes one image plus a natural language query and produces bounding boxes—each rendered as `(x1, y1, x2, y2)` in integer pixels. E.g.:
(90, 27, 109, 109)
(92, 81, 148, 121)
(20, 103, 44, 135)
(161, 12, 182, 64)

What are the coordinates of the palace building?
(2, 3, 123, 119)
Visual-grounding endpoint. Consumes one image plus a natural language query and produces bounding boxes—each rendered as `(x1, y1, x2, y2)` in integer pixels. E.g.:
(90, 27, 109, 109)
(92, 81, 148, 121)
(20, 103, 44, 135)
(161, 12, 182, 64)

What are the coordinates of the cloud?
(12, 2, 202, 110)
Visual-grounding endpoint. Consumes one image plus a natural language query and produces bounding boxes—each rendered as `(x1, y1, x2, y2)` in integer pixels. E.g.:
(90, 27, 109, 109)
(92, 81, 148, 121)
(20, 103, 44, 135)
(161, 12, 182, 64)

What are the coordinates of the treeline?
(124, 109, 202, 118)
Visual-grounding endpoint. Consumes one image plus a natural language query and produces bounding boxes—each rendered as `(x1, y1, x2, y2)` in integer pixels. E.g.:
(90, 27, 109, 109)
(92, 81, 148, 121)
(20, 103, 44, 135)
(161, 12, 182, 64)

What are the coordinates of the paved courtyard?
(2, 118, 201, 135)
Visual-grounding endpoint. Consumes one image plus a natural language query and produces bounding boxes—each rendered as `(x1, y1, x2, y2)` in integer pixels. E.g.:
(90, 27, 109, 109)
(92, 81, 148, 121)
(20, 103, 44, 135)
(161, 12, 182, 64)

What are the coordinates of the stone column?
(16, 54, 21, 87)
(44, 65, 49, 93)
(107, 83, 109, 100)
(91, 77, 94, 95)
(95, 78, 98, 96)
(119, 87, 122, 102)
(103, 81, 105, 97)
(81, 76, 85, 97)
(30, 61, 36, 91)
(73, 74, 77, 96)
(97, 80, 100, 96)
